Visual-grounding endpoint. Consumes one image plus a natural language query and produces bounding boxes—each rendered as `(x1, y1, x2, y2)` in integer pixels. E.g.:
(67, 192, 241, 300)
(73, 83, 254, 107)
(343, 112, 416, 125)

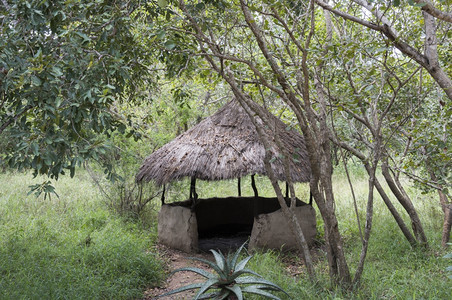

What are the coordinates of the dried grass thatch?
(136, 100, 311, 186)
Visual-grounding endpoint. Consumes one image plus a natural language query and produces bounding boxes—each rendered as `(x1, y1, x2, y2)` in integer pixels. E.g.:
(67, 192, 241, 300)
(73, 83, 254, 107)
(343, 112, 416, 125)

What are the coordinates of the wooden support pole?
(285, 181, 289, 199)
(190, 176, 198, 200)
(238, 177, 242, 197)
(251, 174, 259, 217)
(161, 184, 166, 205)
(190, 176, 198, 210)
(251, 174, 258, 197)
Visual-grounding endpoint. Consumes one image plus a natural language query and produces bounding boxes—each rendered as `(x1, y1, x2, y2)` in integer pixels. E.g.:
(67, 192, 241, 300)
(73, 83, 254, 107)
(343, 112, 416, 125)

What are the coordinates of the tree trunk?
(382, 161, 428, 246)
(307, 135, 352, 285)
(373, 175, 418, 247)
(315, 0, 452, 101)
(178, 0, 352, 286)
(237, 96, 317, 280)
(442, 203, 452, 248)
(429, 170, 451, 247)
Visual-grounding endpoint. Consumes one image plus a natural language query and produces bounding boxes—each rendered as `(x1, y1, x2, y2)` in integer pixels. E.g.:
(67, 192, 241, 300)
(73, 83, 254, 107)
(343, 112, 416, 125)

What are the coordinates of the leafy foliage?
(0, 0, 161, 180)
(158, 243, 290, 300)
(27, 179, 59, 199)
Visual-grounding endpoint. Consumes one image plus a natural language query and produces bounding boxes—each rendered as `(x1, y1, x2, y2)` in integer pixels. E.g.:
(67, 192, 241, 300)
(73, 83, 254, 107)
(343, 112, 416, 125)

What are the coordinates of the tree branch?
(415, 0, 452, 23)
(315, 0, 452, 100)
(0, 105, 33, 135)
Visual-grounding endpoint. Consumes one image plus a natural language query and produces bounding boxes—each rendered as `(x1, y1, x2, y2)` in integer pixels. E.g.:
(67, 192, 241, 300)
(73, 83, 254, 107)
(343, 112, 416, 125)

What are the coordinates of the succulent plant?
(157, 243, 290, 299)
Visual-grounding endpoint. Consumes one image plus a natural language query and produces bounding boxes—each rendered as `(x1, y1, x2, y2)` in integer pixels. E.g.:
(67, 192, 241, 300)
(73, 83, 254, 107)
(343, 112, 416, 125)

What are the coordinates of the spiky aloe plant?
(157, 243, 290, 300)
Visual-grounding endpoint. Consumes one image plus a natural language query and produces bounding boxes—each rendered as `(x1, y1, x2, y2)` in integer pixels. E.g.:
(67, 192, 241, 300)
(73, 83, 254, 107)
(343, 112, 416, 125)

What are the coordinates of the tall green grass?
(0, 171, 164, 299)
(248, 165, 450, 299)
(170, 165, 450, 299)
(8, 164, 446, 299)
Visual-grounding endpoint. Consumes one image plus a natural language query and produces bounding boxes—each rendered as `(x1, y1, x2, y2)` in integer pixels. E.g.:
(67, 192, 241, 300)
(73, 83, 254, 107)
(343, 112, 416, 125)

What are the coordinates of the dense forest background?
(1, 0, 451, 299)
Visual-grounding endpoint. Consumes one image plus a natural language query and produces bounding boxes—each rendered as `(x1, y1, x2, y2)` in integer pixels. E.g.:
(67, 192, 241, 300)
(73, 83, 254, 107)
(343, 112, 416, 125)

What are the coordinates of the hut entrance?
(195, 196, 312, 252)
(195, 196, 254, 252)
(157, 194, 315, 253)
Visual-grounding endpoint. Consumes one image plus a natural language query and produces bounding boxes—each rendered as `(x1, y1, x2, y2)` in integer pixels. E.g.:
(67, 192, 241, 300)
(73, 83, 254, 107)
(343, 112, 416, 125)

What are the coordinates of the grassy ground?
(0, 167, 450, 299)
(247, 166, 450, 299)
(0, 171, 164, 299)
(164, 166, 450, 299)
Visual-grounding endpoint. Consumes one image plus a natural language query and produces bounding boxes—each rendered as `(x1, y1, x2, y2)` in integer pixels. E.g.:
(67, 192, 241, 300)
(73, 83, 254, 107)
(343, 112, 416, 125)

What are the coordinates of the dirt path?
(143, 245, 214, 300)
(143, 244, 311, 299)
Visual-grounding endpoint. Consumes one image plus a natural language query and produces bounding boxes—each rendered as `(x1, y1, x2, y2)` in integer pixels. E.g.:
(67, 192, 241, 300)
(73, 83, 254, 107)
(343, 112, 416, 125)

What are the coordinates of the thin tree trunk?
(429, 170, 451, 247)
(373, 175, 418, 247)
(353, 161, 376, 284)
(237, 96, 317, 280)
(264, 156, 317, 279)
(382, 161, 428, 246)
(442, 202, 452, 248)
(305, 3, 351, 284)
(178, 0, 352, 285)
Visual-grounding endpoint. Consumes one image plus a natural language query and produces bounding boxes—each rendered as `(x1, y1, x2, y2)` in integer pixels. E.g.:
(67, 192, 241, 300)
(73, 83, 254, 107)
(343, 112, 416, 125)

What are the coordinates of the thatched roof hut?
(136, 100, 316, 252)
(136, 100, 311, 186)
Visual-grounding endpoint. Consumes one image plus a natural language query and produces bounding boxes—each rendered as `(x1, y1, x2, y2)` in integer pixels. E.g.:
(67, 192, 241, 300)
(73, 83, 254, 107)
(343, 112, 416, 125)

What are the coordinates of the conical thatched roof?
(136, 100, 311, 186)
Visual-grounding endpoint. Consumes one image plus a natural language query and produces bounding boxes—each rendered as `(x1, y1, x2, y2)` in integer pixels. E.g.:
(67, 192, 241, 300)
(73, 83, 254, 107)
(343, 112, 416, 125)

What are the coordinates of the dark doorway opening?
(194, 196, 307, 252)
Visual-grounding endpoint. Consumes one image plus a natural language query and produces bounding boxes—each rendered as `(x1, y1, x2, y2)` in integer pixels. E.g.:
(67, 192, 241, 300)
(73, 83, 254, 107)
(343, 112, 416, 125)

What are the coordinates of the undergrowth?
(1, 163, 450, 299)
(166, 166, 450, 299)
(0, 171, 164, 299)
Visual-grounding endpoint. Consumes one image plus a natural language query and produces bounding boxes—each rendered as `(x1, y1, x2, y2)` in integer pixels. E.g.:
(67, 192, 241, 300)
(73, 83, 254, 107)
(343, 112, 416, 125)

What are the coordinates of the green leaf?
(31, 75, 42, 86)
(235, 276, 287, 294)
(51, 66, 63, 77)
(198, 290, 229, 300)
(75, 31, 90, 43)
(235, 255, 253, 272)
(194, 278, 219, 300)
(230, 268, 262, 281)
(210, 249, 226, 271)
(171, 267, 215, 279)
(225, 285, 243, 300)
(157, 282, 204, 298)
(157, 0, 168, 8)
(187, 256, 225, 276)
(164, 40, 176, 50)
(231, 242, 247, 269)
(31, 143, 39, 156)
(157, 29, 166, 39)
(241, 285, 283, 300)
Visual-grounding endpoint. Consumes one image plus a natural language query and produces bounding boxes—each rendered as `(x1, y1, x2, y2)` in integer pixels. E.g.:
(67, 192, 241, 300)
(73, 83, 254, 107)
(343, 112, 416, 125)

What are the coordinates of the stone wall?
(249, 205, 316, 251)
(157, 197, 316, 252)
(158, 205, 198, 252)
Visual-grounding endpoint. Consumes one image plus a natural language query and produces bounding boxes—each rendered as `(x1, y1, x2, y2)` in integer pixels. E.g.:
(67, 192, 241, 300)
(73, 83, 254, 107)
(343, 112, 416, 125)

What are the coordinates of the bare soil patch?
(143, 245, 213, 300)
